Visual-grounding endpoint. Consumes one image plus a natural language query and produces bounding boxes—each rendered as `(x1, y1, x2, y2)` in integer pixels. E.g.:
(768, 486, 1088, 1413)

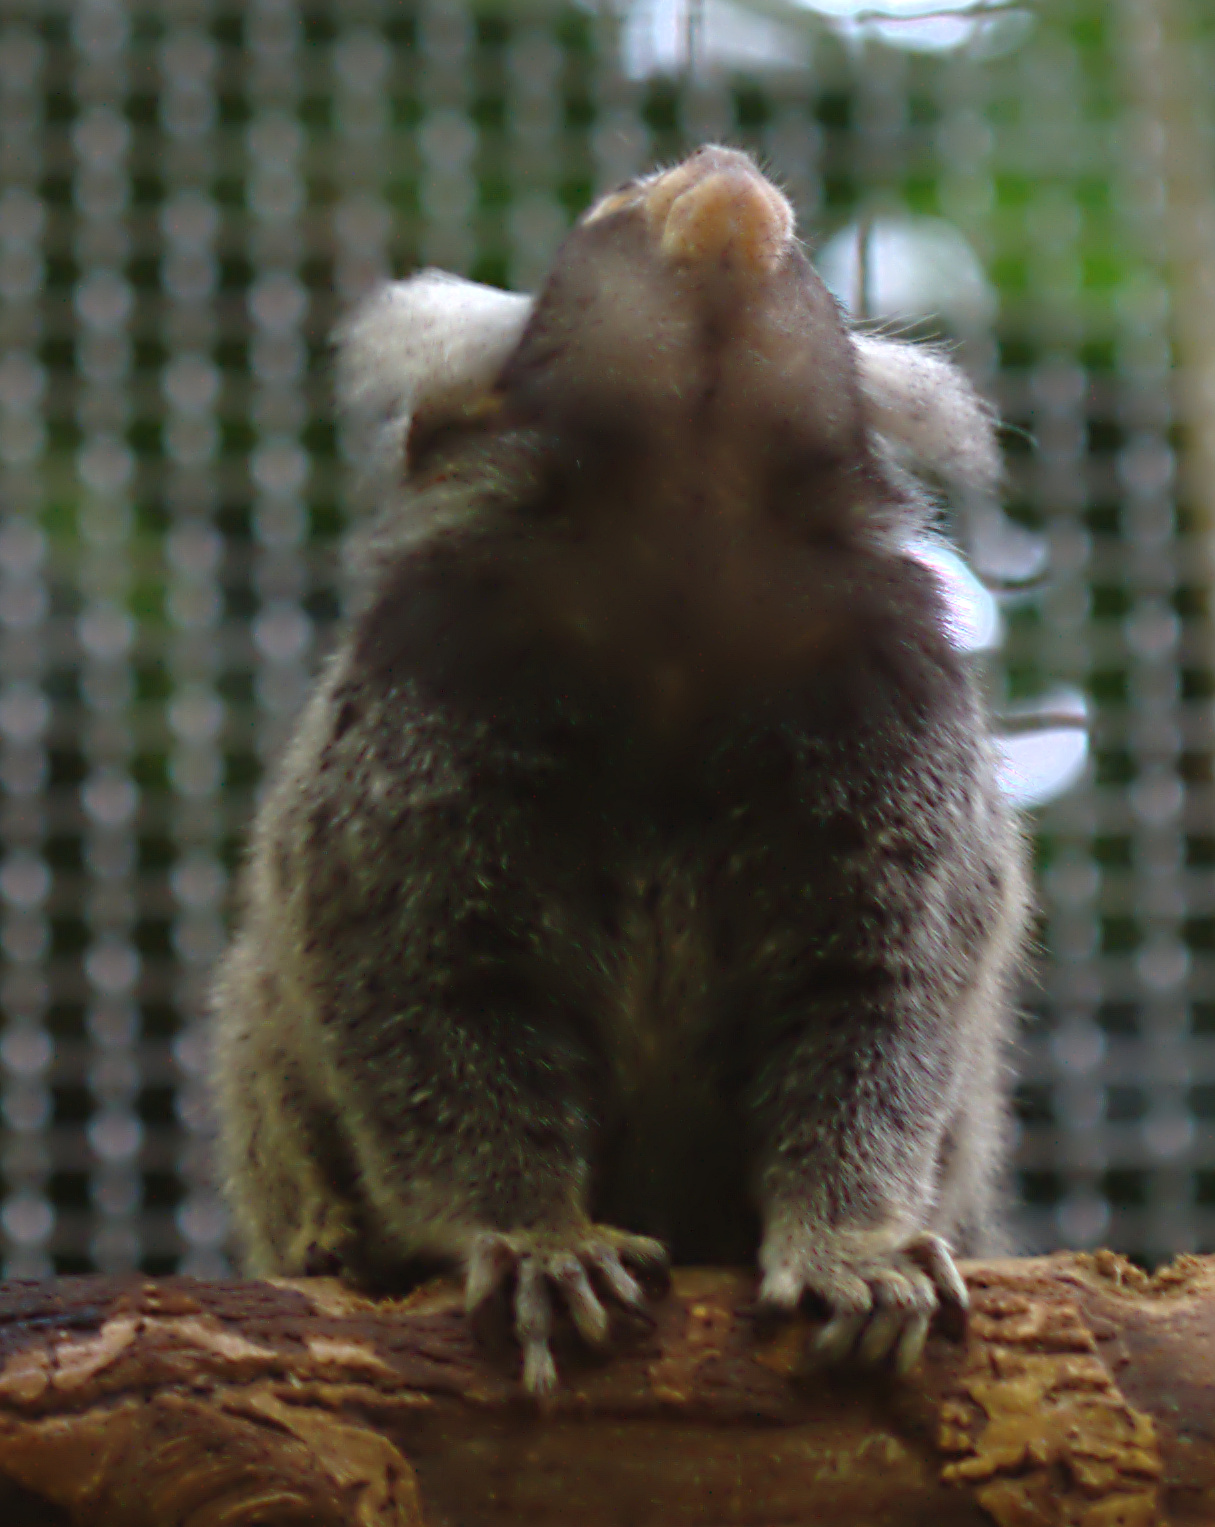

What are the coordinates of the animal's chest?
(590, 861, 768, 1260)
(606, 869, 715, 1100)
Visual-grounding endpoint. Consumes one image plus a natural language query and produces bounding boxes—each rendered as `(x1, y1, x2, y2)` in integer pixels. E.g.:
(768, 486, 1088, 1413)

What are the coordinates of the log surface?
(0, 1252, 1209, 1526)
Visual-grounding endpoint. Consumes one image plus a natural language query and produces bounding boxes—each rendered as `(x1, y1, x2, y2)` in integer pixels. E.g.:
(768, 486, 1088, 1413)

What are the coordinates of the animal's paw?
(757, 1226, 968, 1376)
(464, 1225, 670, 1396)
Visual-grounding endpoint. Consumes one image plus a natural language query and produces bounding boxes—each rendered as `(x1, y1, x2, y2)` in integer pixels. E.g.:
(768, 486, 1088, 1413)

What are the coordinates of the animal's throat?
(509, 498, 848, 731)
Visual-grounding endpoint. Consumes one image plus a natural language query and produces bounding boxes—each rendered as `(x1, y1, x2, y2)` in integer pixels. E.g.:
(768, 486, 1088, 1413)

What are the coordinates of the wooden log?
(0, 1252, 1209, 1526)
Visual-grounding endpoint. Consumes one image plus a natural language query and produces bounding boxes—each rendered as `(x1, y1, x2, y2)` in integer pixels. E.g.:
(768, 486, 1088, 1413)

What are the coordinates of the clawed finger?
(515, 1261, 552, 1344)
(908, 1235, 970, 1310)
(812, 1311, 868, 1365)
(858, 1307, 907, 1365)
(516, 1261, 558, 1396)
(465, 1234, 514, 1314)
(617, 1234, 671, 1278)
(552, 1256, 610, 1346)
(521, 1338, 558, 1397)
(593, 1248, 648, 1313)
(894, 1311, 932, 1375)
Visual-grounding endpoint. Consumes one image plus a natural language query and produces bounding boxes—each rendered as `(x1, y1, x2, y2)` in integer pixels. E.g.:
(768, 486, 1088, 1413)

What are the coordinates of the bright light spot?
(817, 216, 996, 327)
(907, 538, 1001, 652)
(969, 506, 1049, 586)
(621, 0, 805, 78)
(994, 688, 1090, 808)
(787, 0, 1032, 54)
(610, 0, 1034, 74)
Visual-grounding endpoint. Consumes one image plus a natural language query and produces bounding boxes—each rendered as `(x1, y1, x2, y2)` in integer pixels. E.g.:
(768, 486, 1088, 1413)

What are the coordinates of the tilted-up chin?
(498, 146, 870, 489)
(584, 143, 796, 276)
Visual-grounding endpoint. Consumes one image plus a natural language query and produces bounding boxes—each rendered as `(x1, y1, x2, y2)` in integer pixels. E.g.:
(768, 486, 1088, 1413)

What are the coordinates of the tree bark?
(0, 1252, 1209, 1526)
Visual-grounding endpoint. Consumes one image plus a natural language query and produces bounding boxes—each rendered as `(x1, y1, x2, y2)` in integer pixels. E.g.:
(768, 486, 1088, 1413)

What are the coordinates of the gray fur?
(338, 283, 999, 513)
(851, 332, 1002, 498)
(214, 146, 1027, 1392)
(335, 270, 531, 503)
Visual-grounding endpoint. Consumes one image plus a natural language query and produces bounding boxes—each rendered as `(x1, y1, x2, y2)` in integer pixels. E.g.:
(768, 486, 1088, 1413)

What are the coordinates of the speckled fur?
(213, 147, 1028, 1387)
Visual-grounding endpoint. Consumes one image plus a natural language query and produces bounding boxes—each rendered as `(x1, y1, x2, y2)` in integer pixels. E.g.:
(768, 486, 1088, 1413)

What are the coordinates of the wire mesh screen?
(0, 0, 1212, 1277)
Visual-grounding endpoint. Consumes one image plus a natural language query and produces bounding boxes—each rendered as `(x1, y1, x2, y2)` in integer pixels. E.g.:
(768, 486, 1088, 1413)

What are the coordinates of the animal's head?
(337, 145, 999, 543)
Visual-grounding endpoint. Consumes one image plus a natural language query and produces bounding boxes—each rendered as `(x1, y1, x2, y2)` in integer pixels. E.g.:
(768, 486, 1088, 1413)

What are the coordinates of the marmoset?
(213, 145, 1028, 1395)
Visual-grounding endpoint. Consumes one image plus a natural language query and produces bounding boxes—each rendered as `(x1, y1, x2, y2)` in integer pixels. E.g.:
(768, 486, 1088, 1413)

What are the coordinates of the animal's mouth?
(582, 145, 796, 275)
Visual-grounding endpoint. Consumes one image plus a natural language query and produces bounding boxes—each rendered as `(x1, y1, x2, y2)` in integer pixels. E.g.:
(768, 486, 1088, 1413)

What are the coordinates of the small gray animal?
(214, 145, 1028, 1394)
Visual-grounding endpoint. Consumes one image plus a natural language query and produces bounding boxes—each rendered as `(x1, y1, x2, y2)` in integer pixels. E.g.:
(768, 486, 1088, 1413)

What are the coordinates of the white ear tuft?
(852, 333, 1001, 497)
(335, 271, 533, 482)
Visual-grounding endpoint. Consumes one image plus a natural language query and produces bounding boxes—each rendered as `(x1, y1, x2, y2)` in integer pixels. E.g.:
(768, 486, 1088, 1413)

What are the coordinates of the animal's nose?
(641, 147, 794, 274)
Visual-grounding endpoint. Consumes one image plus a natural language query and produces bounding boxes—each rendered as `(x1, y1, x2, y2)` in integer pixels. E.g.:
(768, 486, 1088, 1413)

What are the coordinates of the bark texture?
(0, 1252, 1209, 1526)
